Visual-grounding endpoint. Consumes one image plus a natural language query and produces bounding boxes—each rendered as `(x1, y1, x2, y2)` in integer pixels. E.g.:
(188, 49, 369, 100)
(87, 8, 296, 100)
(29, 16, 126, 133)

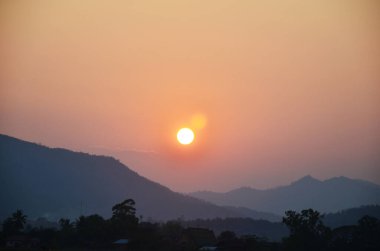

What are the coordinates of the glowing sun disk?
(177, 128, 194, 145)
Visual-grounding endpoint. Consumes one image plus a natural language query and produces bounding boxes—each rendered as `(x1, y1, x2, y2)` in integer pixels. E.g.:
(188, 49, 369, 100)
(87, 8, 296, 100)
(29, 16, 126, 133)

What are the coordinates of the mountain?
(190, 175, 380, 215)
(223, 206, 282, 222)
(0, 134, 243, 221)
(323, 205, 380, 228)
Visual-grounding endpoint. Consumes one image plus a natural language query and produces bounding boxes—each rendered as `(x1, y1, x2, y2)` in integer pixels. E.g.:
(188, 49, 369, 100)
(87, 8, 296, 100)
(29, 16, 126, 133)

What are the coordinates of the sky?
(1, 0, 379, 192)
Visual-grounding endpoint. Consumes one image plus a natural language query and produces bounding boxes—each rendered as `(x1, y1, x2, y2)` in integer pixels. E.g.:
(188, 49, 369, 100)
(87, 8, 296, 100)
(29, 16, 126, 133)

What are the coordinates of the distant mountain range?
(0, 134, 241, 221)
(190, 175, 380, 215)
(1, 134, 379, 223)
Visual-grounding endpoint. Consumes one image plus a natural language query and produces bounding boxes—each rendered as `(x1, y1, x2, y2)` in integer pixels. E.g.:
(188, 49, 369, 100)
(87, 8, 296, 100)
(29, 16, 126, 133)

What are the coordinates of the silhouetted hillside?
(223, 207, 282, 222)
(323, 205, 380, 228)
(190, 175, 380, 214)
(0, 134, 242, 221)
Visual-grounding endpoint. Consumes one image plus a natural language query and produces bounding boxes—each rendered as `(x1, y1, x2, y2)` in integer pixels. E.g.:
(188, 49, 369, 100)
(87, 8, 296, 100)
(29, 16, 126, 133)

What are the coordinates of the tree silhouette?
(112, 199, 137, 219)
(58, 218, 76, 247)
(110, 199, 139, 239)
(282, 209, 331, 251)
(12, 210, 27, 230)
(2, 210, 27, 235)
(76, 214, 108, 247)
(217, 230, 239, 250)
(59, 218, 74, 230)
(352, 215, 380, 249)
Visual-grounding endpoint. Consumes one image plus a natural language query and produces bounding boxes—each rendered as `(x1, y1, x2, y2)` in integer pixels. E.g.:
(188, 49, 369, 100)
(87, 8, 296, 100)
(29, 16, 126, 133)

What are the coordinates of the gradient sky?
(1, 0, 379, 192)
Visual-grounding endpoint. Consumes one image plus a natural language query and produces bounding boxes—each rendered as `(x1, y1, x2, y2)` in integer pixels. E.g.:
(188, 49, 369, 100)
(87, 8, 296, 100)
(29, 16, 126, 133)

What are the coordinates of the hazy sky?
(1, 0, 379, 192)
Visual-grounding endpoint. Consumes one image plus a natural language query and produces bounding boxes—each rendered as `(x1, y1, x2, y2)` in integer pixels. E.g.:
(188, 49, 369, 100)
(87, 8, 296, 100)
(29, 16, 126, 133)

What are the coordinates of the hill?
(190, 175, 380, 215)
(0, 134, 241, 221)
(323, 205, 380, 228)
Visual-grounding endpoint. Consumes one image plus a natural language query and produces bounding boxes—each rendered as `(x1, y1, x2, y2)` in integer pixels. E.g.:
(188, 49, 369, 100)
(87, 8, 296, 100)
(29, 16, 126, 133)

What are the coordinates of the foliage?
(282, 209, 331, 251)
(112, 198, 137, 219)
(2, 209, 27, 235)
(181, 217, 288, 241)
(352, 215, 380, 249)
(110, 198, 139, 239)
(0, 204, 379, 251)
(76, 214, 109, 247)
(57, 218, 76, 247)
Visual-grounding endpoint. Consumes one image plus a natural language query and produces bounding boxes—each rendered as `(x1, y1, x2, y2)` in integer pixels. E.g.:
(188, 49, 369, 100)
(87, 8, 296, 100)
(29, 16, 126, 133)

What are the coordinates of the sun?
(177, 128, 195, 145)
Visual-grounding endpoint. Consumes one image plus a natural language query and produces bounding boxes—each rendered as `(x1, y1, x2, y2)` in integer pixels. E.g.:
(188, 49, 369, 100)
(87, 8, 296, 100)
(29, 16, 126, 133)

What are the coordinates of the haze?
(1, 0, 379, 192)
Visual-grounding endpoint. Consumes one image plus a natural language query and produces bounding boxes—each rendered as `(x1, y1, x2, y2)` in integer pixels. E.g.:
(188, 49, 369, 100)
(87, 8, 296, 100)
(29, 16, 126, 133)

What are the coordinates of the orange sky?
(1, 0, 379, 192)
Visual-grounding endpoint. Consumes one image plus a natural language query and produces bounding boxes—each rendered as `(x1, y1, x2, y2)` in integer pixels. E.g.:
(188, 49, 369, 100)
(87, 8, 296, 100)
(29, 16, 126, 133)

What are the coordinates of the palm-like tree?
(2, 210, 27, 235)
(11, 209, 27, 231)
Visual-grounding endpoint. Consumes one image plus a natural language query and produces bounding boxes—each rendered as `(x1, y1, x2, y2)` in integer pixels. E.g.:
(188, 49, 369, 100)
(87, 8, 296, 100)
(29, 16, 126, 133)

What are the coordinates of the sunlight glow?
(191, 114, 207, 130)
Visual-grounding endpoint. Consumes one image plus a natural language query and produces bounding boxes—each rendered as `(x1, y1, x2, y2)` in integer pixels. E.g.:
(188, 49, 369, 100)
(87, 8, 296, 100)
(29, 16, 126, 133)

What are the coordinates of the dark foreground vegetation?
(1, 199, 379, 251)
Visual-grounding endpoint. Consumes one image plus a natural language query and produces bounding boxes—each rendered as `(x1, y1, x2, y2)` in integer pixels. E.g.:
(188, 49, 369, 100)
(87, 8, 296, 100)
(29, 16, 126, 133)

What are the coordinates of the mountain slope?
(190, 175, 380, 215)
(323, 205, 380, 228)
(223, 206, 282, 222)
(0, 134, 241, 221)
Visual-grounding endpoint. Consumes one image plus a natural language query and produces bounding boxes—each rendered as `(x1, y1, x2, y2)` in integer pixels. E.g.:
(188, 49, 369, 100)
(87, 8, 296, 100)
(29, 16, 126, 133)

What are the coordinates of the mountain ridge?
(2, 133, 379, 221)
(0, 134, 241, 221)
(0, 134, 286, 222)
(190, 175, 380, 215)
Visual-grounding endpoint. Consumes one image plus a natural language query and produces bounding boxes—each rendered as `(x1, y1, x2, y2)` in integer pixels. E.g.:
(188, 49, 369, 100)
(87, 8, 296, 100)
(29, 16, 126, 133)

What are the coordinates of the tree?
(282, 209, 331, 251)
(110, 199, 139, 239)
(217, 231, 240, 250)
(112, 199, 137, 220)
(352, 215, 380, 249)
(2, 210, 27, 235)
(76, 214, 108, 247)
(161, 220, 183, 242)
(58, 218, 76, 247)
(59, 218, 74, 231)
(218, 230, 237, 242)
